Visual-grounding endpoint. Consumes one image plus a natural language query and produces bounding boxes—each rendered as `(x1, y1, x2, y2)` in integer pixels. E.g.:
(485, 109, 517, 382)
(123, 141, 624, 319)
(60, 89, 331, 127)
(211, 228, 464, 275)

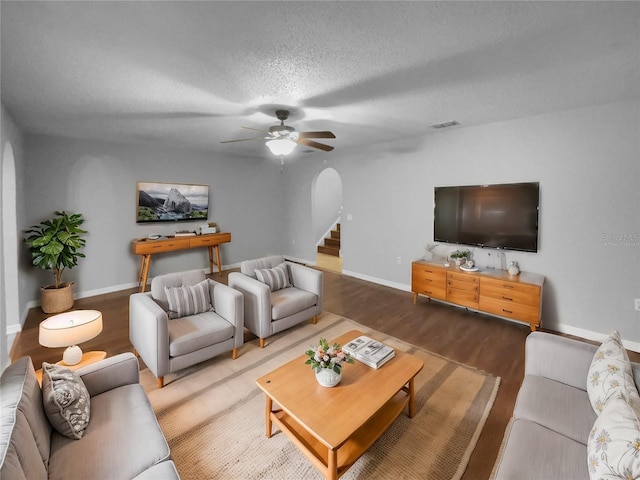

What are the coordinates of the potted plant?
(449, 249, 471, 266)
(24, 211, 87, 313)
(305, 338, 355, 387)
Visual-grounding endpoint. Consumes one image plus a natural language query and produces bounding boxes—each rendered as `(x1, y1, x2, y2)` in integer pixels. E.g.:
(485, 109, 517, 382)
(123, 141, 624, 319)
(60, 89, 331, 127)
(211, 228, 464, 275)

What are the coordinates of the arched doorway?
(312, 168, 343, 273)
(2, 142, 20, 370)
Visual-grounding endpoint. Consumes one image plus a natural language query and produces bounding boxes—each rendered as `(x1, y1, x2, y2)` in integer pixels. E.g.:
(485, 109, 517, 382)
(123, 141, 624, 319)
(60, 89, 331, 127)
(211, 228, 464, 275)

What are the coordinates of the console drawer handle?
(502, 296, 513, 301)
(502, 309, 513, 314)
(503, 284, 514, 289)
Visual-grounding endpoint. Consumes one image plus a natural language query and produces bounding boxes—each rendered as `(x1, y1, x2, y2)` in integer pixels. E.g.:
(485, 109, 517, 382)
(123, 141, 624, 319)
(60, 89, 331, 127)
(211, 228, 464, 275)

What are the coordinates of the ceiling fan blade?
(241, 126, 270, 133)
(297, 138, 334, 152)
(220, 137, 266, 144)
(298, 131, 336, 139)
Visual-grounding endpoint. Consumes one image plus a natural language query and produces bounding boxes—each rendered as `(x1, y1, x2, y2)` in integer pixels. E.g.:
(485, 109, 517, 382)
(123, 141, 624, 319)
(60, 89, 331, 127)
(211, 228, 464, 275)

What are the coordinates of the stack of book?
(342, 335, 395, 369)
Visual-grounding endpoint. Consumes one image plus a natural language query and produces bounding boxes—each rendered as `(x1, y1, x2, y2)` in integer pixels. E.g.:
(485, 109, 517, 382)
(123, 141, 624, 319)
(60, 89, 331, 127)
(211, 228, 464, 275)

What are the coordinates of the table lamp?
(39, 310, 103, 365)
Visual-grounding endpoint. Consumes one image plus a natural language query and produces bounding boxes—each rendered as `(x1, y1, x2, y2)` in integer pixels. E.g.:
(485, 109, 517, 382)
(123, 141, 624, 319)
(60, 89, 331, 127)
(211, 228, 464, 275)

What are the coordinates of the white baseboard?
(341, 269, 411, 293)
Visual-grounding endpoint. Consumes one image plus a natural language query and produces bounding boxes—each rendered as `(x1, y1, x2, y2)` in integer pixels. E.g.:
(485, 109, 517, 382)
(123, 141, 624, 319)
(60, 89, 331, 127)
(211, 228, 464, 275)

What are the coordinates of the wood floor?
(11, 267, 637, 479)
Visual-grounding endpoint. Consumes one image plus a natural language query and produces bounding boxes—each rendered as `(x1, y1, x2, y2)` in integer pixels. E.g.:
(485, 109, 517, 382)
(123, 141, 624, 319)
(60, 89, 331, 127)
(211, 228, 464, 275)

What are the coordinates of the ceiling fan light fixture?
(266, 138, 297, 156)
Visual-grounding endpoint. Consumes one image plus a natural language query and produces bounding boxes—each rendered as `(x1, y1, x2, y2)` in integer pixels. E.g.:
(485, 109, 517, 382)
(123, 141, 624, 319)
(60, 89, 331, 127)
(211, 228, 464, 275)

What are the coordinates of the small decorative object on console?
(508, 261, 520, 276)
(450, 249, 471, 266)
(305, 338, 355, 387)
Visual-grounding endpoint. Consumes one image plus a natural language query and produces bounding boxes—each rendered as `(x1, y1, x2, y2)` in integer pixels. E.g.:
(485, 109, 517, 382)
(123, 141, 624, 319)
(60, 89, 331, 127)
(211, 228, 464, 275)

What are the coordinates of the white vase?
(315, 368, 342, 387)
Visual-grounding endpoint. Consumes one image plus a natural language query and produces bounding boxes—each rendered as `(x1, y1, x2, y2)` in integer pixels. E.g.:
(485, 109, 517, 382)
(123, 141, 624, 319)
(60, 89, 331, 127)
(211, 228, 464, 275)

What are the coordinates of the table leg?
(265, 396, 273, 438)
(207, 246, 214, 275)
(214, 244, 223, 276)
(408, 377, 416, 418)
(328, 449, 338, 480)
(139, 254, 151, 293)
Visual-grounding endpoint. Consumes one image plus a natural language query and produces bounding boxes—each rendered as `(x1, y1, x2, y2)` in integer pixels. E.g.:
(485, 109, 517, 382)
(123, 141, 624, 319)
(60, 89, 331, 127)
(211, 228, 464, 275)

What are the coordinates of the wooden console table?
(132, 232, 231, 292)
(412, 259, 544, 331)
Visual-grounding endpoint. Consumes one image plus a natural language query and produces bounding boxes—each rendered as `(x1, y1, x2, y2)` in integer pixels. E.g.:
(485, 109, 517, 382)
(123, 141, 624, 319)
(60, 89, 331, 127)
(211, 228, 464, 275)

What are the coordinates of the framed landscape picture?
(136, 181, 209, 223)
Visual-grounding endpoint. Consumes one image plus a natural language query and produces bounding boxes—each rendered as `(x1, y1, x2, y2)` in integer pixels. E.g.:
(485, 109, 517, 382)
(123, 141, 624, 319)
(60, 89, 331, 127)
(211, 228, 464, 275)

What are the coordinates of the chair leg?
(133, 348, 139, 357)
(232, 348, 238, 360)
(157, 376, 164, 388)
(312, 315, 318, 324)
(259, 338, 266, 348)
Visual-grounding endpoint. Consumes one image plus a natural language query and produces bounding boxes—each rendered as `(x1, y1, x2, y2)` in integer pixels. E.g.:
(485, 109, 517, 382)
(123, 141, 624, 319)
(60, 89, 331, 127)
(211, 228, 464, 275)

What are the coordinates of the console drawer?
(479, 296, 540, 324)
(190, 232, 231, 247)
(133, 238, 190, 254)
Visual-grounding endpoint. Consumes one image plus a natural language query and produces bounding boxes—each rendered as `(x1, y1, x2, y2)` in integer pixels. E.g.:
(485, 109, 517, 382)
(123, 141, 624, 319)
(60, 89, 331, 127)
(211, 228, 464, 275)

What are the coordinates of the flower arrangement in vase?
(449, 249, 471, 266)
(305, 338, 355, 387)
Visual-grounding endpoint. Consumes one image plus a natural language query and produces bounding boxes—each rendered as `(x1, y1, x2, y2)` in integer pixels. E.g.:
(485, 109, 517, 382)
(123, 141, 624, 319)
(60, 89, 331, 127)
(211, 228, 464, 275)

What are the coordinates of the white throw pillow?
(255, 263, 292, 292)
(165, 279, 214, 319)
(587, 331, 640, 415)
(587, 393, 640, 479)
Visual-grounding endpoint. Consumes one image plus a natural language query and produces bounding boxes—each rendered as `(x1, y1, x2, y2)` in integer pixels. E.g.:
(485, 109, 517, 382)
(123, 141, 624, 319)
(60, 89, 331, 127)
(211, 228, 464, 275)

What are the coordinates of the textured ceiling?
(2, 1, 639, 159)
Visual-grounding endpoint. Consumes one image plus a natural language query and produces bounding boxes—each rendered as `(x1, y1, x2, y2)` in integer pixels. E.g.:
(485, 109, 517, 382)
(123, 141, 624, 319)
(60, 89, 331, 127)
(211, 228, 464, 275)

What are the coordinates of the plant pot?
(315, 368, 342, 388)
(41, 282, 74, 313)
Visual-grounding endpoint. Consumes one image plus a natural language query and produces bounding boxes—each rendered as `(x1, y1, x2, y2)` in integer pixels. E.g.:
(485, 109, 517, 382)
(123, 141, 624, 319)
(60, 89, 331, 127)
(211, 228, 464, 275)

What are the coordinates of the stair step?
(324, 237, 340, 247)
(318, 245, 340, 257)
(330, 230, 340, 240)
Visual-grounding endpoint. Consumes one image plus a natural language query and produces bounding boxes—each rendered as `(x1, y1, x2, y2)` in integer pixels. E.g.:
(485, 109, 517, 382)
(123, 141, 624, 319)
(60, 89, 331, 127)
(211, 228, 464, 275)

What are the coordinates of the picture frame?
(136, 181, 209, 223)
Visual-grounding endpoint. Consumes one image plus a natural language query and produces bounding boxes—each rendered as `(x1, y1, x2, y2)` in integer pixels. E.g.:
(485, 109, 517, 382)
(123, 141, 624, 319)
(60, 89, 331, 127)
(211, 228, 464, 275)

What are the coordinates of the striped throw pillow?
(165, 279, 213, 319)
(255, 263, 292, 292)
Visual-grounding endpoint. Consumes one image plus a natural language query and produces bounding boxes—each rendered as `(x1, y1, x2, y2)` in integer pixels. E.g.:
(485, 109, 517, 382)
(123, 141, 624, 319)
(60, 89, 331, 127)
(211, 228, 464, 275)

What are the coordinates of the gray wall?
(19, 135, 287, 301)
(294, 100, 638, 344)
(1, 106, 26, 370)
(5, 99, 640, 358)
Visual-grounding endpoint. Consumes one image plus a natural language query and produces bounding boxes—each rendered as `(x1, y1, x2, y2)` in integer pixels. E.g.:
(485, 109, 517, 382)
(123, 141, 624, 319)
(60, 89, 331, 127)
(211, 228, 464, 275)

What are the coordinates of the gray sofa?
(493, 331, 640, 479)
(0, 353, 179, 479)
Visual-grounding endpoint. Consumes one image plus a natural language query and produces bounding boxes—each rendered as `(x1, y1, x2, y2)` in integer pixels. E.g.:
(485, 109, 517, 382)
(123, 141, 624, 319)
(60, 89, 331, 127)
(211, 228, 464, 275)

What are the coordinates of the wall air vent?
(431, 120, 460, 129)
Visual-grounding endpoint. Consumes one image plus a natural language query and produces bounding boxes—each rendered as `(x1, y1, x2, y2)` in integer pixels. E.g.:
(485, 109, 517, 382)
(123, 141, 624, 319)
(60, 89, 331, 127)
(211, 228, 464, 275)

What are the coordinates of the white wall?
(19, 136, 288, 303)
(287, 100, 640, 344)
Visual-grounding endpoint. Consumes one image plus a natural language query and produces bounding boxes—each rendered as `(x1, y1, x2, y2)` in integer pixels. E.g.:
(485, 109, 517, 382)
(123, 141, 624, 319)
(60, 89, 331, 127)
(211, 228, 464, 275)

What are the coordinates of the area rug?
(140, 312, 500, 480)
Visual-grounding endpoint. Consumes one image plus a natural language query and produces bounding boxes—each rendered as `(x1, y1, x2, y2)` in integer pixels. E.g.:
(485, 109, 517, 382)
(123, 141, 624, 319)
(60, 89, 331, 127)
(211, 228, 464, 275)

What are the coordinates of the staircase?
(316, 224, 342, 273)
(317, 224, 340, 257)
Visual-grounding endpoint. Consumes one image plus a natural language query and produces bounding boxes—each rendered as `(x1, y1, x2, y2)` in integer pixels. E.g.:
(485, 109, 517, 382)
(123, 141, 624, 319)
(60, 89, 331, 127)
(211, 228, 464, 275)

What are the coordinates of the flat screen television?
(434, 182, 539, 252)
(136, 181, 209, 223)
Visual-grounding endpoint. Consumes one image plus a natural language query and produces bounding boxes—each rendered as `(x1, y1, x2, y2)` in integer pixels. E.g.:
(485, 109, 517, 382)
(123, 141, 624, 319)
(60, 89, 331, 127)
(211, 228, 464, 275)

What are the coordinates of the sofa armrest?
(210, 280, 244, 349)
(525, 332, 597, 391)
(287, 262, 323, 311)
(77, 352, 140, 397)
(129, 292, 170, 378)
(228, 272, 271, 339)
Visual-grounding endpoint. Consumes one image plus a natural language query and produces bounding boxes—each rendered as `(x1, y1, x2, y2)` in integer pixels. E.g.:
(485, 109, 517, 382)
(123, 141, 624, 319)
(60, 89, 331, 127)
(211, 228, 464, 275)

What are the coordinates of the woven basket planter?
(41, 283, 74, 313)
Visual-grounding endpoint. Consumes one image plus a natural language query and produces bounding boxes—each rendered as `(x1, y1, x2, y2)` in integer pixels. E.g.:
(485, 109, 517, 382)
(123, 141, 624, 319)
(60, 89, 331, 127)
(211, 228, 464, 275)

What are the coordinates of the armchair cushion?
(255, 263, 292, 292)
(168, 312, 235, 357)
(151, 268, 206, 311)
(41, 363, 91, 440)
(165, 279, 214, 319)
(271, 287, 318, 320)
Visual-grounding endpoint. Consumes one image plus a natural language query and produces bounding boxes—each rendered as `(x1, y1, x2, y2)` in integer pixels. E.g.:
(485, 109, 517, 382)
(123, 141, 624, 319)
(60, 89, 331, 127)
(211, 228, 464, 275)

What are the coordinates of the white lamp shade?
(266, 138, 297, 156)
(39, 310, 103, 348)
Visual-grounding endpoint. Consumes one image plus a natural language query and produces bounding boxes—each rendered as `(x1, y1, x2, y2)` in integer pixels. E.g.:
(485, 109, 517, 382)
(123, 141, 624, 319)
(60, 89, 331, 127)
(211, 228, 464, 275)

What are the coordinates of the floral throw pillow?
(255, 263, 292, 292)
(587, 393, 640, 479)
(41, 362, 91, 439)
(587, 331, 640, 415)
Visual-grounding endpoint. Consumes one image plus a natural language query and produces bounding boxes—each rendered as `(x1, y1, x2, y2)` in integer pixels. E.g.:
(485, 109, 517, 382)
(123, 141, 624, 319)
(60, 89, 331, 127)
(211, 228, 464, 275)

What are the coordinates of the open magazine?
(343, 336, 395, 369)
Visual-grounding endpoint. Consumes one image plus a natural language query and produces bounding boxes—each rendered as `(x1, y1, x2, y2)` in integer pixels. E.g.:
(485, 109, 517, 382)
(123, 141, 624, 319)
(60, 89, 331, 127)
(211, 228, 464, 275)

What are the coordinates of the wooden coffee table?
(255, 330, 424, 480)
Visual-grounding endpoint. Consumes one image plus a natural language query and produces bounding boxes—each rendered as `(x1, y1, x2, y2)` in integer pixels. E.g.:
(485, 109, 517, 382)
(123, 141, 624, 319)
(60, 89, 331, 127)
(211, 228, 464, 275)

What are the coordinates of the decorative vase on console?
(508, 261, 520, 276)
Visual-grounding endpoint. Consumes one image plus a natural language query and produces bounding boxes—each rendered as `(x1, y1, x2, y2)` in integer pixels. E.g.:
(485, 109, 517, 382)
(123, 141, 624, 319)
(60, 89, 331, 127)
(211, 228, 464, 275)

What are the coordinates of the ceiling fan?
(221, 109, 335, 155)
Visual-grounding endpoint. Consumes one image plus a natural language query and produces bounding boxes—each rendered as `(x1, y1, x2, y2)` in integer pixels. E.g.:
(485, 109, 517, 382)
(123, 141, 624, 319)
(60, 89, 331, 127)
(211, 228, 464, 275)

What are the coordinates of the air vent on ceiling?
(430, 120, 460, 129)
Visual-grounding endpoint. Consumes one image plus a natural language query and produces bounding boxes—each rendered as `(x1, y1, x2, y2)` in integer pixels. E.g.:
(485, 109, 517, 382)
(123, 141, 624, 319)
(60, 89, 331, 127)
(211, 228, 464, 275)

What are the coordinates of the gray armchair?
(228, 255, 322, 348)
(129, 269, 243, 387)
